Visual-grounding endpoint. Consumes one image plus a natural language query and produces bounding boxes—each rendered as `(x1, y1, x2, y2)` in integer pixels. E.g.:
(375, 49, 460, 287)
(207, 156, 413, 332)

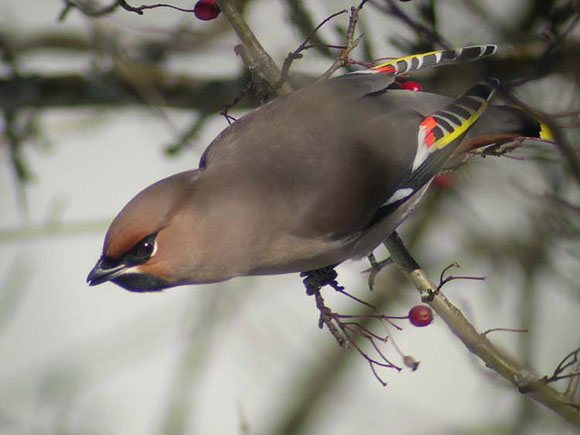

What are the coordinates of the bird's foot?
(300, 265, 344, 296)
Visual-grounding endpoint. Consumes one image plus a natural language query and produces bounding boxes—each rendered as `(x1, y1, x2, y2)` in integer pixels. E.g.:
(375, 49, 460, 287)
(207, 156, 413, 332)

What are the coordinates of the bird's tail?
(371, 44, 497, 76)
(461, 104, 554, 148)
(444, 103, 555, 170)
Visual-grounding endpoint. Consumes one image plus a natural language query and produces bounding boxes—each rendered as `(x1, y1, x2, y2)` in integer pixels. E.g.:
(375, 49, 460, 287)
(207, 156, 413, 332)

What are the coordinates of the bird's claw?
(300, 265, 342, 295)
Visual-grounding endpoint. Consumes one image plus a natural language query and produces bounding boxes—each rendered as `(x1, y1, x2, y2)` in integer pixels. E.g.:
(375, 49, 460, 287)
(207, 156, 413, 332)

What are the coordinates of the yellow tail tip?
(539, 122, 554, 140)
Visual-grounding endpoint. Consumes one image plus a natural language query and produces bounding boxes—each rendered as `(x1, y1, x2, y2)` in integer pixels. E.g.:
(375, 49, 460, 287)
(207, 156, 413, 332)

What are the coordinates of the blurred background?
(1, 0, 579, 434)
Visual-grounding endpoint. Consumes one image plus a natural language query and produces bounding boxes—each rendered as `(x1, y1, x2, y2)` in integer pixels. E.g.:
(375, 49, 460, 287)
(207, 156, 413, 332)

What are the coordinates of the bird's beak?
(87, 257, 128, 286)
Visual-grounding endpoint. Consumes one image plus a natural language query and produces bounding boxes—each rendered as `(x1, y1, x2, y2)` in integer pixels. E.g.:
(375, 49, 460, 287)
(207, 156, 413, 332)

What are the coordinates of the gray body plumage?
(176, 77, 529, 280)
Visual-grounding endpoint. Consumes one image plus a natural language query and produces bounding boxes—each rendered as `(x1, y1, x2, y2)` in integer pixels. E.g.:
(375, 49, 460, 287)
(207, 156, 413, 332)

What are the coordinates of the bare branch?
(384, 231, 580, 427)
(215, 0, 294, 96)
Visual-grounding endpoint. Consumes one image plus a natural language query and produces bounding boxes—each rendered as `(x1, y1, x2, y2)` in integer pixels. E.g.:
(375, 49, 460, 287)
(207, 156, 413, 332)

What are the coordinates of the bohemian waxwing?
(87, 45, 550, 291)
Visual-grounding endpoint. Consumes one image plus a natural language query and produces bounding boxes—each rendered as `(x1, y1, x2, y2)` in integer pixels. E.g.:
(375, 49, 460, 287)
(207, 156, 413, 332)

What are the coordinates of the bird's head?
(87, 171, 202, 292)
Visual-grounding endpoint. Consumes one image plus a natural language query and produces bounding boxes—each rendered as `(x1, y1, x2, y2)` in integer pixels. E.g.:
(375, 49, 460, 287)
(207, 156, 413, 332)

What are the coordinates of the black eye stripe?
(100, 255, 120, 270)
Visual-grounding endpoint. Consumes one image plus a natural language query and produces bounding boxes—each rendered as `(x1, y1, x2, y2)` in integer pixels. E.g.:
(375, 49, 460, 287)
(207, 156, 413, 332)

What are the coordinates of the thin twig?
(371, 0, 450, 49)
(309, 285, 413, 385)
(547, 346, 580, 385)
(279, 9, 348, 85)
(318, 1, 369, 80)
(117, 0, 195, 15)
(508, 12, 580, 87)
(332, 287, 378, 311)
(436, 263, 487, 293)
(482, 328, 529, 337)
(219, 80, 254, 123)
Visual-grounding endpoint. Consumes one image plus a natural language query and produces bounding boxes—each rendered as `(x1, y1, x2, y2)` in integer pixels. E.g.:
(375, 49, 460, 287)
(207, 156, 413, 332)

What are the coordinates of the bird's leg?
(363, 252, 393, 290)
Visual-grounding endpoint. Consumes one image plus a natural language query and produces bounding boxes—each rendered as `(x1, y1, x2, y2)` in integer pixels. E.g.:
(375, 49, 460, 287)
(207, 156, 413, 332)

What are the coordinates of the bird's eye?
(124, 233, 158, 265)
(135, 240, 155, 258)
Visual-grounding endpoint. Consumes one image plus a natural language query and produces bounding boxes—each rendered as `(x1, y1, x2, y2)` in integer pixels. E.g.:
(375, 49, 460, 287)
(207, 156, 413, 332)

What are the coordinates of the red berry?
(401, 81, 422, 91)
(194, 0, 220, 21)
(408, 305, 433, 327)
(433, 173, 454, 190)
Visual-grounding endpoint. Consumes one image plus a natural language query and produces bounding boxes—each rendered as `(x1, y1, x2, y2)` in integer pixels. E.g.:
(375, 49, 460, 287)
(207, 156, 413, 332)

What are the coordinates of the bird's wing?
(196, 46, 499, 245)
(365, 80, 499, 228)
(199, 80, 497, 244)
(199, 44, 498, 169)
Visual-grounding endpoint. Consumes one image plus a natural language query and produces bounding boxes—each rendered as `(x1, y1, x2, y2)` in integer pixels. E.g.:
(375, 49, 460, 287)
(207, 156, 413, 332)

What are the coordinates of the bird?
(87, 44, 550, 292)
